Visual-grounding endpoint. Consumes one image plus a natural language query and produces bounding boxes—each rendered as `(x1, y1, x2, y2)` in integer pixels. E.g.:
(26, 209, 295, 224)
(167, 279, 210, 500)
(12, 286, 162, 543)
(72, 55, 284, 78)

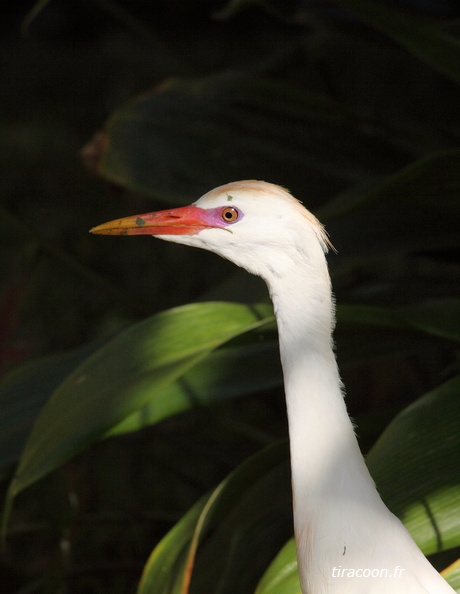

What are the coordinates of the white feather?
(149, 180, 455, 593)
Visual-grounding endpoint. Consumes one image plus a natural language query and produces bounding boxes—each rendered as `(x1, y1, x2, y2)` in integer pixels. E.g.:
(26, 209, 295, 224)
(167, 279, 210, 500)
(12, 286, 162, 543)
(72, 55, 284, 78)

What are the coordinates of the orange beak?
(90, 205, 215, 236)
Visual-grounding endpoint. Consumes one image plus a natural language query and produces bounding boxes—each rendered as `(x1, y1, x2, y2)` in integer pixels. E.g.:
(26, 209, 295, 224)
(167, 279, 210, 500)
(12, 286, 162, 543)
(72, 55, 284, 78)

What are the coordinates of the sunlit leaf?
(105, 337, 280, 438)
(255, 539, 300, 594)
(367, 375, 460, 554)
(138, 442, 291, 594)
(137, 494, 209, 594)
(138, 375, 460, 592)
(107, 298, 460, 437)
(1, 298, 456, 481)
(1, 302, 273, 539)
(256, 376, 460, 591)
(442, 558, 460, 591)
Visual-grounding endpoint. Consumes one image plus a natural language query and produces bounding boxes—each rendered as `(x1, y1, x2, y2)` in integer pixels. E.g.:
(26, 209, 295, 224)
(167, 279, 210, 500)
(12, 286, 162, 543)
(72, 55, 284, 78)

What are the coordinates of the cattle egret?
(91, 180, 455, 593)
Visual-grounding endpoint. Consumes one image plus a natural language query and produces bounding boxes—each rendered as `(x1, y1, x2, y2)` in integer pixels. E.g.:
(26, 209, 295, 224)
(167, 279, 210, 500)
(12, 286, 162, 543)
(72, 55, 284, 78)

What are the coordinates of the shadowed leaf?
(97, 72, 409, 204)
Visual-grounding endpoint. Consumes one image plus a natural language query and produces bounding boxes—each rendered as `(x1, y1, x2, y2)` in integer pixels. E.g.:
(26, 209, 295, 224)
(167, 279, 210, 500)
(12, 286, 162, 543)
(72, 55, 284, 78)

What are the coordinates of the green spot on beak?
(226, 194, 234, 201)
(135, 217, 146, 226)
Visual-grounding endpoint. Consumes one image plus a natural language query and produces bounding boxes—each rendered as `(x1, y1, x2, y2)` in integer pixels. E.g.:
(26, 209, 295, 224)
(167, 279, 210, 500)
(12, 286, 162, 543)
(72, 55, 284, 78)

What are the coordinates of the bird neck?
(262, 240, 454, 593)
(267, 260, 383, 565)
(269, 268, 369, 485)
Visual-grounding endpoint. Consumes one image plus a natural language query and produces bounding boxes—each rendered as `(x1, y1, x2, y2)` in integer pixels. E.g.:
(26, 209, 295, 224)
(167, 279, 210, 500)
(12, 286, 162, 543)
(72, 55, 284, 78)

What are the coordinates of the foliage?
(1, 0, 459, 592)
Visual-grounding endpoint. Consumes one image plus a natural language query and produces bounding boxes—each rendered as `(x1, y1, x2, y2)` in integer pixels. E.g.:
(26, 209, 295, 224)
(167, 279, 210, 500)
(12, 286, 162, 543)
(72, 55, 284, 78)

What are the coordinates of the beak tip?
(89, 223, 120, 235)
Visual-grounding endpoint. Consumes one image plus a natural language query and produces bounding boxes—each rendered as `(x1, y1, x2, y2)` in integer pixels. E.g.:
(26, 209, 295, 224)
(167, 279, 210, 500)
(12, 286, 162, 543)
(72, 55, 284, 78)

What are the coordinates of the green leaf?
(137, 493, 210, 594)
(319, 149, 460, 221)
(217, 0, 460, 83)
(333, 0, 460, 84)
(21, 0, 54, 34)
(98, 72, 408, 203)
(138, 375, 460, 592)
(255, 539, 300, 594)
(320, 150, 460, 272)
(2, 299, 456, 480)
(334, 300, 459, 371)
(105, 337, 281, 438)
(1, 302, 273, 539)
(442, 558, 460, 592)
(214, 0, 295, 21)
(395, 299, 460, 343)
(0, 328, 281, 478)
(256, 376, 460, 591)
(101, 299, 460, 437)
(367, 375, 460, 555)
(0, 338, 109, 479)
(138, 442, 291, 594)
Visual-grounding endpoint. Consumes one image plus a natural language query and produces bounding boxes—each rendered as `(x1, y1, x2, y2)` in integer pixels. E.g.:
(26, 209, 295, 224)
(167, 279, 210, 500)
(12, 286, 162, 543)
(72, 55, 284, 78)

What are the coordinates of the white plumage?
(92, 180, 455, 593)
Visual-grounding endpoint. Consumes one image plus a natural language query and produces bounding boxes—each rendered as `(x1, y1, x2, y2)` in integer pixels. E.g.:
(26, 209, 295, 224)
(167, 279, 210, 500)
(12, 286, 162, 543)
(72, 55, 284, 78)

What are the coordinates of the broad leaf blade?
(108, 299, 459, 437)
(319, 149, 460, 221)
(321, 150, 460, 272)
(2, 299, 456, 477)
(396, 299, 460, 343)
(138, 442, 291, 594)
(137, 494, 210, 594)
(0, 338, 110, 479)
(1, 302, 273, 537)
(257, 376, 460, 591)
(255, 539, 300, 594)
(106, 337, 281, 438)
(442, 558, 460, 592)
(367, 375, 460, 554)
(97, 72, 408, 204)
(334, 0, 460, 84)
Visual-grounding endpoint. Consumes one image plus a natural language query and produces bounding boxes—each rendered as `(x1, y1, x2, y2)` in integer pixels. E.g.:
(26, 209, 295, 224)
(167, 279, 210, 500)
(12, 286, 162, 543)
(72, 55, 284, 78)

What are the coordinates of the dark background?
(1, 1, 459, 592)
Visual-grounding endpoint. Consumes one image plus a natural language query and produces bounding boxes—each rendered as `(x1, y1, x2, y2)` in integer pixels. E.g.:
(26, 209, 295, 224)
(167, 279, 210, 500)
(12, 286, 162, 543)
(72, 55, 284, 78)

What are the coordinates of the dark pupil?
(225, 210, 234, 219)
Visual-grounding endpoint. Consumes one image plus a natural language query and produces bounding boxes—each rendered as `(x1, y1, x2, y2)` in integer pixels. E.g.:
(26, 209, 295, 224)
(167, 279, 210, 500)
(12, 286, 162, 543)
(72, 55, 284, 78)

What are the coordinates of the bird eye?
(221, 207, 239, 223)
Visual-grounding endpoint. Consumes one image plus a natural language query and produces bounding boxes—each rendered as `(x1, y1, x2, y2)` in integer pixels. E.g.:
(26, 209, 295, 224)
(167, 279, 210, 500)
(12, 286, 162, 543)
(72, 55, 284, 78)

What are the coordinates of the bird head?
(90, 180, 331, 281)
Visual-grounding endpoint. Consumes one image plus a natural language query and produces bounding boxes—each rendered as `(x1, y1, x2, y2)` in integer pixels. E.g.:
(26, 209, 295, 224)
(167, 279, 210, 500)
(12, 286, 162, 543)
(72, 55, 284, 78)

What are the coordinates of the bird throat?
(268, 268, 386, 590)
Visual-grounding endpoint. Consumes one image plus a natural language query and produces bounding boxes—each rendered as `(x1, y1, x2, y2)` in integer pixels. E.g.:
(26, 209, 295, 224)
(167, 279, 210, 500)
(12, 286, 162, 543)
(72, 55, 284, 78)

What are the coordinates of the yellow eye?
(221, 207, 239, 223)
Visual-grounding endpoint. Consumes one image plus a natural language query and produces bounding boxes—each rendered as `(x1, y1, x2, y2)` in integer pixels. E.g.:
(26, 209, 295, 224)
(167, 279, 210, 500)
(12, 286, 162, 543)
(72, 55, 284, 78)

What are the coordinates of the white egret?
(91, 180, 455, 593)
